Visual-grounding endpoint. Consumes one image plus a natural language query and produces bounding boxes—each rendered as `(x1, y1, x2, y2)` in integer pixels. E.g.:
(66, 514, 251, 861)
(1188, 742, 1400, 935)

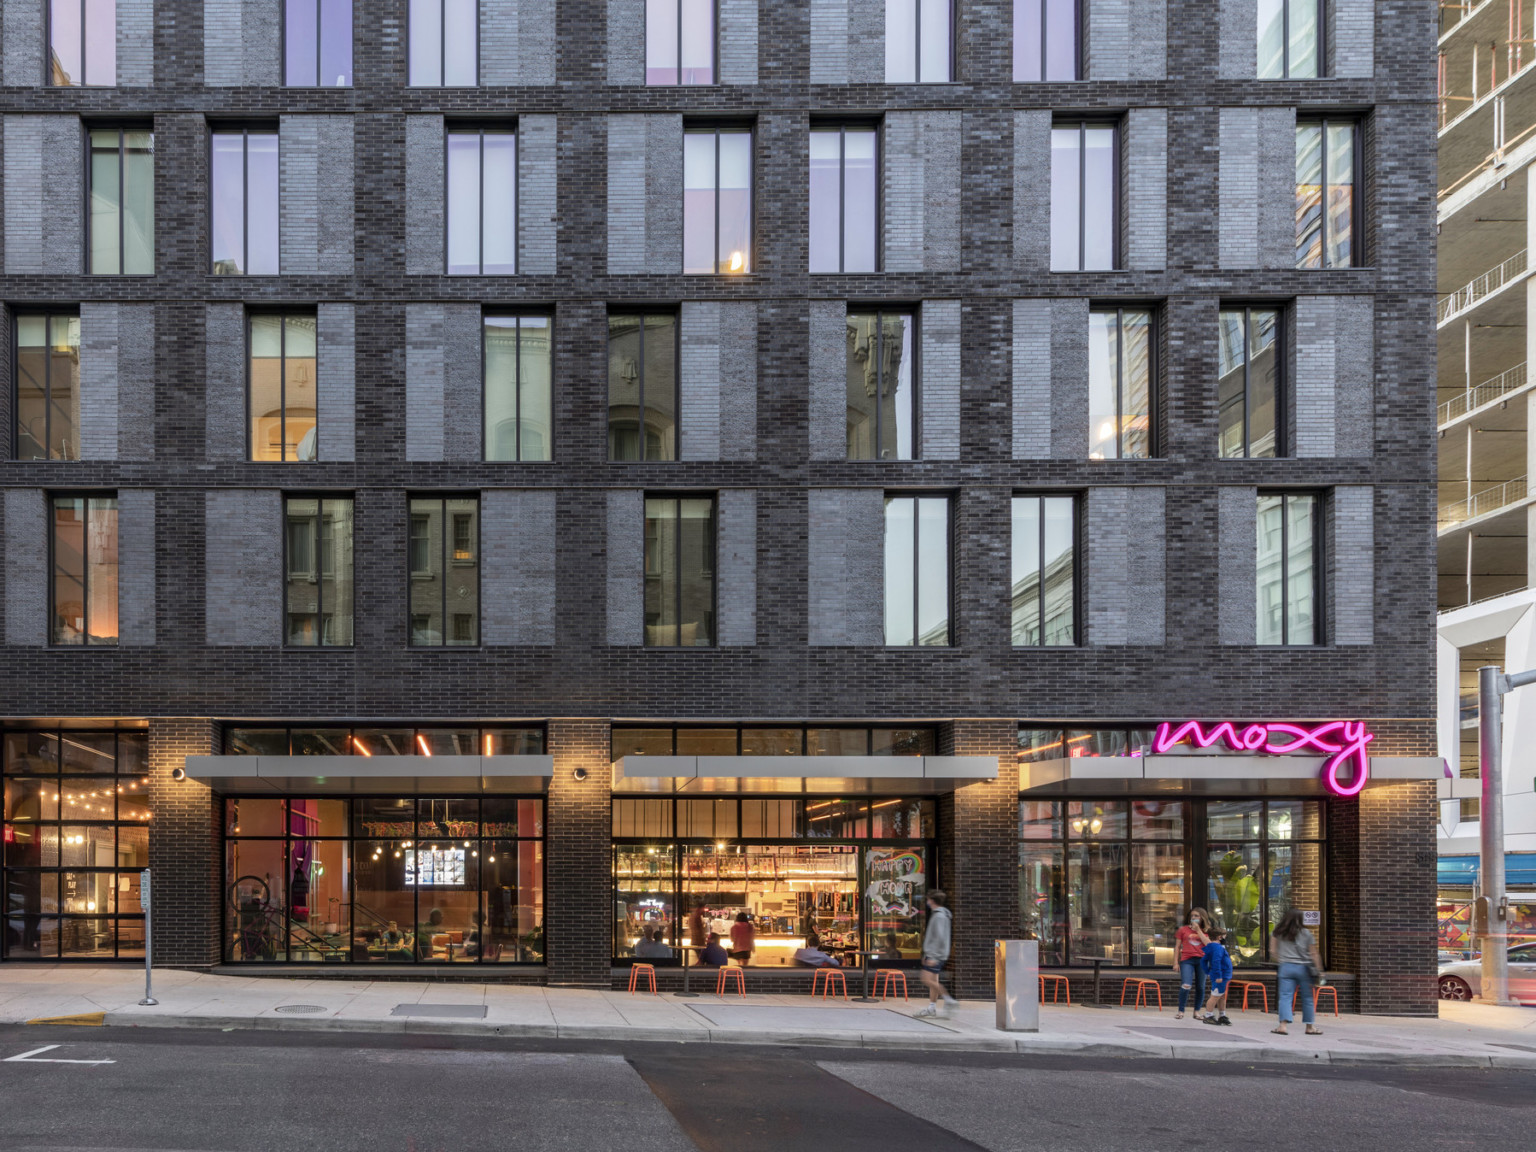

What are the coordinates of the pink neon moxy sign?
(1151, 720, 1374, 797)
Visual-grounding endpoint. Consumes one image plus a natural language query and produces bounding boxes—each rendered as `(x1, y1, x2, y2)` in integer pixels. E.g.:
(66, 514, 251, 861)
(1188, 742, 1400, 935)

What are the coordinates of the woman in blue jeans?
(1271, 909, 1326, 1035)
(1173, 908, 1212, 1019)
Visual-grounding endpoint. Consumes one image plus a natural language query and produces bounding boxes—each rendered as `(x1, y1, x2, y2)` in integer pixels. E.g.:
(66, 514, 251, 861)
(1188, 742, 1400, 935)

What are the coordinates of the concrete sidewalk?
(2, 965, 1534, 1068)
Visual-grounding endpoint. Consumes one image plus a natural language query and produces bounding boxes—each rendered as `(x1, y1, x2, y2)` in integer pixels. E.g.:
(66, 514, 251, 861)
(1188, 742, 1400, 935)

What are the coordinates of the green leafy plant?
(1209, 852, 1263, 962)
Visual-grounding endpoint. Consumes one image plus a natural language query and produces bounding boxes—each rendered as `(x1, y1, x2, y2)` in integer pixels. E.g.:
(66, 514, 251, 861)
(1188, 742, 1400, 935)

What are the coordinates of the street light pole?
(1476, 664, 1536, 1005)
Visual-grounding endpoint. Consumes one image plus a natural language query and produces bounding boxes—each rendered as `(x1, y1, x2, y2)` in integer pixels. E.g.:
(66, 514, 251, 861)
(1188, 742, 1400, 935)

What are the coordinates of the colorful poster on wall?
(864, 847, 926, 919)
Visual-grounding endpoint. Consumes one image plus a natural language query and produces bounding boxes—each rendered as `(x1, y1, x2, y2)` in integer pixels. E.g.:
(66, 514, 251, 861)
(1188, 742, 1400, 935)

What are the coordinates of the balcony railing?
(1439, 474, 1530, 529)
(1440, 0, 1496, 41)
(1439, 361, 1529, 425)
(1438, 248, 1529, 326)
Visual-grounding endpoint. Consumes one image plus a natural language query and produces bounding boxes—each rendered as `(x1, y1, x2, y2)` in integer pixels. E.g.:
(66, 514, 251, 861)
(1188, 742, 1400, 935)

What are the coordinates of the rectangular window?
(884, 495, 950, 647)
(14, 313, 80, 461)
(285, 0, 354, 87)
(409, 496, 479, 647)
(1011, 495, 1077, 646)
(1087, 308, 1154, 460)
(88, 129, 154, 275)
(2, 729, 150, 959)
(683, 128, 752, 275)
(608, 314, 678, 461)
(1013, 0, 1079, 81)
(886, 0, 953, 83)
(409, 0, 477, 86)
(48, 0, 115, 86)
(846, 311, 917, 460)
(50, 494, 118, 646)
(1217, 306, 1282, 459)
(285, 497, 353, 647)
(808, 126, 878, 274)
(447, 127, 516, 275)
(249, 314, 318, 462)
(1295, 120, 1357, 269)
(211, 129, 280, 275)
(1257, 0, 1319, 79)
(646, 0, 715, 85)
(1256, 492, 1320, 646)
(484, 316, 552, 461)
(1051, 120, 1117, 271)
(644, 497, 715, 647)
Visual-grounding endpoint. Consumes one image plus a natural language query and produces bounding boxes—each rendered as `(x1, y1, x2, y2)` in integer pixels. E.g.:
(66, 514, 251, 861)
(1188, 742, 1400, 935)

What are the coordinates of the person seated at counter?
(793, 931, 842, 968)
(701, 932, 729, 967)
(633, 926, 673, 959)
(874, 932, 903, 961)
(382, 921, 404, 946)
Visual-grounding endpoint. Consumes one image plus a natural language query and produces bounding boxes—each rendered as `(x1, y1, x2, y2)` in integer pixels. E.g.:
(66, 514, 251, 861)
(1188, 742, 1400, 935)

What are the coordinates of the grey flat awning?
(611, 755, 997, 793)
(1018, 754, 1448, 796)
(184, 754, 553, 794)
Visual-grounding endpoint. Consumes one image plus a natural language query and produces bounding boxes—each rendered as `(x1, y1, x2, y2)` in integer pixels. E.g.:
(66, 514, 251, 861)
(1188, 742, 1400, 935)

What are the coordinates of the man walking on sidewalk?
(914, 890, 958, 1018)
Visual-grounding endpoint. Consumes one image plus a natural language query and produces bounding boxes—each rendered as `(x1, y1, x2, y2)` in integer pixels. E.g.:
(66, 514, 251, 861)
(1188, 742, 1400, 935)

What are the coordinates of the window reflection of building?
(484, 316, 552, 461)
(846, 313, 915, 461)
(644, 497, 715, 647)
(1011, 495, 1076, 647)
(285, 497, 354, 646)
(408, 497, 479, 647)
(608, 314, 678, 461)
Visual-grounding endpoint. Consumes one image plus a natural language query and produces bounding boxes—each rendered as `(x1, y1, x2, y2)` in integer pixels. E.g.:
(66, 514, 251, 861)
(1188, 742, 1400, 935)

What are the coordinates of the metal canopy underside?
(184, 754, 554, 794)
(610, 755, 998, 794)
(1018, 754, 1449, 796)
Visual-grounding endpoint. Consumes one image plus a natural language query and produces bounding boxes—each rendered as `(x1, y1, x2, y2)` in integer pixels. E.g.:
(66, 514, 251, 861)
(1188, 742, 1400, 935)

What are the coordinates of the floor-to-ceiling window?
(2, 728, 150, 960)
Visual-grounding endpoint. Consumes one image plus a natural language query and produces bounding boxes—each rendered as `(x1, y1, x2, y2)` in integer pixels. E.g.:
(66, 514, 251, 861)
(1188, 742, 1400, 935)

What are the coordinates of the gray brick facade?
(204, 304, 247, 463)
(482, 489, 557, 645)
(1012, 299, 1052, 459)
(280, 116, 355, 276)
(118, 0, 156, 85)
(482, 0, 557, 85)
(807, 488, 885, 646)
(3, 488, 45, 647)
(1333, 0, 1376, 78)
(680, 301, 759, 461)
(518, 115, 559, 276)
(1012, 110, 1051, 269)
(1, 0, 44, 86)
(1218, 105, 1295, 269)
(606, 489, 643, 646)
(606, 0, 645, 84)
(716, 489, 757, 646)
(1295, 295, 1375, 458)
(811, 0, 885, 84)
(404, 115, 446, 275)
(405, 303, 481, 462)
(883, 111, 961, 273)
(317, 303, 356, 463)
(203, 0, 281, 87)
(719, 0, 759, 85)
(3, 116, 82, 275)
(808, 299, 847, 461)
(79, 304, 157, 462)
(118, 489, 156, 646)
(1218, 485, 1259, 646)
(1088, 0, 1167, 80)
(1331, 486, 1375, 646)
(205, 490, 282, 647)
(919, 299, 961, 460)
(1086, 486, 1166, 646)
(1125, 109, 1168, 270)
(607, 114, 683, 274)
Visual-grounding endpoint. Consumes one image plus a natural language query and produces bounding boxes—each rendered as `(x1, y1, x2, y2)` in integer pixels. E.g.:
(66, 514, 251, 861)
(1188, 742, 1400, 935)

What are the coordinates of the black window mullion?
(637, 317, 646, 461)
(1319, 119, 1330, 268)
(1114, 310, 1124, 457)
(514, 319, 522, 461)
(1078, 123, 1087, 271)
(1242, 308, 1251, 458)
(1282, 0, 1289, 77)
(838, 128, 846, 272)
(713, 131, 721, 272)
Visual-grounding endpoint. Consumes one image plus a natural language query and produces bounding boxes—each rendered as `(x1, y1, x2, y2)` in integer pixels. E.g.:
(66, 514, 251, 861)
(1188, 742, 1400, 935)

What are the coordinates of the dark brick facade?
(0, 2, 1438, 1011)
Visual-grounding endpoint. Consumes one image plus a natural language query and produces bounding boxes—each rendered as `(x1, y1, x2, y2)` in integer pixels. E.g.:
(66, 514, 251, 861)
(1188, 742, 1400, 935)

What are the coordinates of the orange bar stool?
(716, 967, 745, 997)
(1295, 985, 1340, 1018)
(1230, 979, 1269, 1013)
(811, 967, 849, 999)
(628, 963, 657, 995)
(1120, 977, 1164, 1010)
(1039, 973, 1072, 1004)
(874, 969, 909, 1001)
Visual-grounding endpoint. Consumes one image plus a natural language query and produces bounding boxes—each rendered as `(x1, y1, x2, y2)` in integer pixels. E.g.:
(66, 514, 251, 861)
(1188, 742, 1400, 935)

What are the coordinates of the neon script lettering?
(1151, 720, 1374, 797)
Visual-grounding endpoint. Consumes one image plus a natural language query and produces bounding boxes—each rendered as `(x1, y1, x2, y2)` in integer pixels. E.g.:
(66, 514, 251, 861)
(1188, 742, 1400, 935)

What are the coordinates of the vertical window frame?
(809, 123, 882, 275)
(1260, 0, 1324, 80)
(283, 494, 353, 648)
(283, 0, 354, 88)
(12, 310, 81, 462)
(884, 492, 953, 648)
(1295, 117, 1361, 270)
(46, 0, 115, 87)
(48, 491, 118, 647)
(1218, 304, 1286, 459)
(409, 0, 480, 87)
(1256, 489, 1324, 647)
(608, 311, 681, 462)
(1011, 493, 1080, 648)
(846, 307, 921, 461)
(643, 493, 718, 648)
(483, 313, 553, 462)
(1013, 0, 1081, 82)
(86, 126, 154, 277)
(683, 124, 754, 275)
(1052, 118, 1120, 272)
(444, 125, 518, 277)
(246, 312, 319, 464)
(1088, 305, 1156, 460)
(407, 493, 481, 649)
(209, 126, 280, 276)
(889, 0, 956, 84)
(645, 0, 719, 86)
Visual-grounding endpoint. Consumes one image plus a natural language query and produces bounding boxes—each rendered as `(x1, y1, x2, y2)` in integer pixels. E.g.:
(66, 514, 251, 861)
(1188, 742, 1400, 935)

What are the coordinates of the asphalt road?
(0, 1025, 1531, 1152)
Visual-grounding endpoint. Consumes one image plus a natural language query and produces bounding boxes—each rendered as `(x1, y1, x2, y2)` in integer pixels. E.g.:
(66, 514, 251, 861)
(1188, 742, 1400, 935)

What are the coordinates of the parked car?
(1438, 941, 1536, 1001)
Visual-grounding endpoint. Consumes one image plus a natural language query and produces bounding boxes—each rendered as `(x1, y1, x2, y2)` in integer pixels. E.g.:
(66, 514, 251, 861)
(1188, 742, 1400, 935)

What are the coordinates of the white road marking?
(4, 1044, 115, 1065)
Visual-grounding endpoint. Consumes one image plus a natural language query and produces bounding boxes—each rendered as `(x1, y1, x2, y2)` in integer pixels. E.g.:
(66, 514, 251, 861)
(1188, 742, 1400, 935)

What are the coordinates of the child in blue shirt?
(1199, 928, 1234, 1025)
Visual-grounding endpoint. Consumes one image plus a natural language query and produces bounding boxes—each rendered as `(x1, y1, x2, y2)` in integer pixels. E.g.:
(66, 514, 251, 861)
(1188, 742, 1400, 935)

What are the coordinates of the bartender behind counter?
(729, 911, 755, 963)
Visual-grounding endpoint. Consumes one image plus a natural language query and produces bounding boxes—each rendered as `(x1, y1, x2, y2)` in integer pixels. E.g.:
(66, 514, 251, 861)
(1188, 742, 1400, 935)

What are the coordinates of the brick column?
(147, 718, 220, 968)
(545, 718, 612, 987)
(939, 720, 1019, 999)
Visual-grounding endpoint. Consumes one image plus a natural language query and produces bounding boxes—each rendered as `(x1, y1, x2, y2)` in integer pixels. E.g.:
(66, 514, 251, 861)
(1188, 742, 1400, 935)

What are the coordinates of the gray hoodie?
(923, 905, 952, 963)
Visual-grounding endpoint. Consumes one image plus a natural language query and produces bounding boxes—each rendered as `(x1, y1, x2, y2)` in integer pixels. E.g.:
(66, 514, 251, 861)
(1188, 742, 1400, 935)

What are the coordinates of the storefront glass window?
(1206, 799, 1324, 965)
(225, 795, 544, 964)
(612, 796, 936, 964)
(226, 725, 543, 759)
(2, 729, 149, 960)
(613, 724, 939, 768)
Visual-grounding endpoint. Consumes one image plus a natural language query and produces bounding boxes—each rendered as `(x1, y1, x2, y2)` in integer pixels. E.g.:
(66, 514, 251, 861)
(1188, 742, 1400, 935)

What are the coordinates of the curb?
(92, 1010, 1536, 1068)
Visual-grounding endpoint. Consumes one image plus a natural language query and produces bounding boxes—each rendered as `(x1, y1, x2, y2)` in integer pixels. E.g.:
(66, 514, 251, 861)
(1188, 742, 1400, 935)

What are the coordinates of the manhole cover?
(273, 1004, 327, 1015)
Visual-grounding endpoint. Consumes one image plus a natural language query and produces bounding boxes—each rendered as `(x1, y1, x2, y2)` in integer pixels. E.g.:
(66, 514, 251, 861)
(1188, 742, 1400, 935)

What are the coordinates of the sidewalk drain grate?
(273, 1004, 327, 1015)
(391, 1003, 488, 1019)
